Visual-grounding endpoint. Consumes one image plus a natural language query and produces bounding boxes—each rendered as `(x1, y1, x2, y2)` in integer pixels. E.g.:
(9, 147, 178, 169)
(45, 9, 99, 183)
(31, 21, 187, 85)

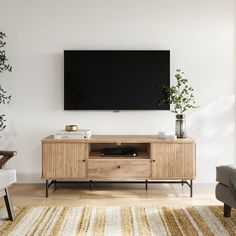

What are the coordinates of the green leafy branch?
(0, 32, 12, 73)
(160, 69, 198, 115)
(0, 85, 11, 104)
(0, 32, 12, 131)
(0, 114, 6, 131)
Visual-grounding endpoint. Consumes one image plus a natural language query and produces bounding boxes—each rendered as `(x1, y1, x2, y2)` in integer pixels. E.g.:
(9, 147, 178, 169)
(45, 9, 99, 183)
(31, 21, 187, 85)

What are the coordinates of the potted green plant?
(0, 32, 12, 132)
(160, 69, 198, 138)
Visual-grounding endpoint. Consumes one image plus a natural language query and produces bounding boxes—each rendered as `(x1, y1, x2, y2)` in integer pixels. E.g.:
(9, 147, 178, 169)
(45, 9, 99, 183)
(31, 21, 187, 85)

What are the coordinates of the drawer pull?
(152, 160, 155, 162)
(117, 165, 120, 169)
(82, 160, 85, 162)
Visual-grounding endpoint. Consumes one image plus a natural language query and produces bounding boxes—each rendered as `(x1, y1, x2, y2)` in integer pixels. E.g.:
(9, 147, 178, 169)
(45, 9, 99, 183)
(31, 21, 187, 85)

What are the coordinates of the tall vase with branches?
(160, 69, 198, 138)
(0, 32, 12, 132)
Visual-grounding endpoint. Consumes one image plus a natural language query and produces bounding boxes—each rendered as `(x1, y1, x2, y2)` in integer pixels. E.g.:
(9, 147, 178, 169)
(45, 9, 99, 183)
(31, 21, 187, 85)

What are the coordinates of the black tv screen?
(64, 50, 170, 110)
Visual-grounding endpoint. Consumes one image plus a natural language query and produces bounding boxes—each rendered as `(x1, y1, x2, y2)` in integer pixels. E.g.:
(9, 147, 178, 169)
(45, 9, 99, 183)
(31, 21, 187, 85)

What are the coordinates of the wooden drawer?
(88, 159, 151, 179)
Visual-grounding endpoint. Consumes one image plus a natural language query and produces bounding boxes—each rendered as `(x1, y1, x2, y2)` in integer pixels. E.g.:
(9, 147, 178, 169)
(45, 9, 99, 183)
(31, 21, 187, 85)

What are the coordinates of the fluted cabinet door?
(42, 143, 87, 179)
(151, 142, 195, 179)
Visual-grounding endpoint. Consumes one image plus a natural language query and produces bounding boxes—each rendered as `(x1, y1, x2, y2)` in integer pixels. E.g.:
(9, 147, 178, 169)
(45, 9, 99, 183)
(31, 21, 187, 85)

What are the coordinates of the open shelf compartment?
(89, 142, 150, 159)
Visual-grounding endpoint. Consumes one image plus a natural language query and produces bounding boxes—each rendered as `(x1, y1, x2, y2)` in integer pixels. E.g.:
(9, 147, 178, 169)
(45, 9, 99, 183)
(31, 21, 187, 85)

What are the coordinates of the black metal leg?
(4, 188, 15, 221)
(224, 204, 231, 217)
(190, 180, 193, 197)
(43, 180, 194, 197)
(46, 180, 48, 198)
(145, 180, 148, 190)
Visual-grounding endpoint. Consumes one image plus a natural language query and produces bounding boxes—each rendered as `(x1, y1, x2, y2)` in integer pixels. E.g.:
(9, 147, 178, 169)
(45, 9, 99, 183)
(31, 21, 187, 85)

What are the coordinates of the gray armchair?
(0, 151, 17, 220)
(216, 165, 236, 217)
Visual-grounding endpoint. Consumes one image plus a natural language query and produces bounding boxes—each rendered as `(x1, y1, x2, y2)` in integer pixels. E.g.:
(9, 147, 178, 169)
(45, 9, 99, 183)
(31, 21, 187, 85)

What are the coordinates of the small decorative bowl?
(65, 125, 78, 132)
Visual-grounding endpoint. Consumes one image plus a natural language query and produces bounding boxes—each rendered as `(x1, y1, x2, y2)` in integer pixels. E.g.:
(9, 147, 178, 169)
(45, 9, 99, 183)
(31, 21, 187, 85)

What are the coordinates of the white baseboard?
(16, 172, 44, 183)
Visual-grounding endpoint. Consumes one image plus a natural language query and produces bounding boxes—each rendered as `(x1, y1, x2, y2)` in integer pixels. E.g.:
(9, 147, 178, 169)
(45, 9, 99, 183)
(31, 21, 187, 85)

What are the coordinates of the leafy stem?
(0, 32, 12, 131)
(159, 69, 198, 115)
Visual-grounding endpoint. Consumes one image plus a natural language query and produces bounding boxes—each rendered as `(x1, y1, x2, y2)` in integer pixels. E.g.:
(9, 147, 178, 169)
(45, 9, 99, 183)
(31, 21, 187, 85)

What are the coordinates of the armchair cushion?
(0, 169, 16, 189)
(216, 165, 236, 187)
(216, 183, 236, 208)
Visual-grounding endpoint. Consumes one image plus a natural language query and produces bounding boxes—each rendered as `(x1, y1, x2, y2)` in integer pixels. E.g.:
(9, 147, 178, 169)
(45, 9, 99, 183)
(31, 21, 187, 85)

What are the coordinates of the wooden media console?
(42, 135, 196, 197)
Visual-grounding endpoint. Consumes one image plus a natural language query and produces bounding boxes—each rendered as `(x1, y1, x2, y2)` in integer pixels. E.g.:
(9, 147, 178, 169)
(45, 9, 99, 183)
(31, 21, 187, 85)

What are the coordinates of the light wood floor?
(1, 183, 221, 207)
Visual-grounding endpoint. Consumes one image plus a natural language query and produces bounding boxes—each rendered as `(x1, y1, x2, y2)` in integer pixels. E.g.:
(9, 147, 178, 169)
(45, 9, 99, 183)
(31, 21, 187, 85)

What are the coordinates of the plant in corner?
(0, 32, 12, 132)
(160, 69, 198, 138)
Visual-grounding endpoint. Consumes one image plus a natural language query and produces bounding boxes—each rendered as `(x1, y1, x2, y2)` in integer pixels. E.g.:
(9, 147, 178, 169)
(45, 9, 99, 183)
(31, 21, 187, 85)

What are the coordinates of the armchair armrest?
(0, 151, 17, 169)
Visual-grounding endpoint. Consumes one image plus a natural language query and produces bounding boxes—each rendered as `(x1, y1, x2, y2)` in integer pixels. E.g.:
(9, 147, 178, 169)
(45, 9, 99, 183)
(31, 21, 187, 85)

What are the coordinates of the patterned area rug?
(0, 206, 236, 235)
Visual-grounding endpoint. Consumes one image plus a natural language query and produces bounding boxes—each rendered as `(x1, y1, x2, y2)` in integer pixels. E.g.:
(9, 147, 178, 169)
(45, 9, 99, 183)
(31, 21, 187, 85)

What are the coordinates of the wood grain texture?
(42, 135, 196, 181)
(151, 143, 195, 179)
(43, 135, 195, 144)
(88, 159, 151, 179)
(7, 183, 217, 207)
(42, 143, 87, 179)
(0, 151, 17, 169)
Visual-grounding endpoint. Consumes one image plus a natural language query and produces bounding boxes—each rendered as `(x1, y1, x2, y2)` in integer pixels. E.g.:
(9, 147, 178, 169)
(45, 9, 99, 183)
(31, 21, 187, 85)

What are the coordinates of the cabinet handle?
(82, 160, 85, 162)
(118, 165, 120, 169)
(152, 160, 155, 162)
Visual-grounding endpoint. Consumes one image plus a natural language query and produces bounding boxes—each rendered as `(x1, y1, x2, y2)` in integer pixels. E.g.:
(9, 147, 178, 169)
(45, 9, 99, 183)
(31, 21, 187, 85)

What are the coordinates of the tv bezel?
(64, 50, 170, 111)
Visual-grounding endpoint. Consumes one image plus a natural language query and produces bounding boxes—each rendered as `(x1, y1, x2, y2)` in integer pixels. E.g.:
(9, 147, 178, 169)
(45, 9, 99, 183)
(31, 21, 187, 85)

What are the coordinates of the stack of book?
(54, 129, 92, 140)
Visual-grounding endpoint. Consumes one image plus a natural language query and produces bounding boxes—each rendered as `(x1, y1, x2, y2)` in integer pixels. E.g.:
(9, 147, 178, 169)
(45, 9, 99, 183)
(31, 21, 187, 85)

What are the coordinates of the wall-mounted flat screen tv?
(64, 50, 170, 110)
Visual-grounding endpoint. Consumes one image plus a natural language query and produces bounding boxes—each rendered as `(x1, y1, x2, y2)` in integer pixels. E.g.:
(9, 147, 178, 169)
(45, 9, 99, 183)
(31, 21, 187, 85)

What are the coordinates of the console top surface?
(42, 135, 195, 144)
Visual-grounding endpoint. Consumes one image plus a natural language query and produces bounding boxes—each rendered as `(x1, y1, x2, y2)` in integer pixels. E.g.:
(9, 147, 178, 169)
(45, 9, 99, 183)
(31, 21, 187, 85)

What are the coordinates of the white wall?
(0, 0, 235, 183)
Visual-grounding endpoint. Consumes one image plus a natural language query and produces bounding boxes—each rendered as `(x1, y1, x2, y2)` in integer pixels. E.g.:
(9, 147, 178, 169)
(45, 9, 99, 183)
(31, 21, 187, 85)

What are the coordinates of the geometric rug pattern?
(0, 206, 236, 235)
